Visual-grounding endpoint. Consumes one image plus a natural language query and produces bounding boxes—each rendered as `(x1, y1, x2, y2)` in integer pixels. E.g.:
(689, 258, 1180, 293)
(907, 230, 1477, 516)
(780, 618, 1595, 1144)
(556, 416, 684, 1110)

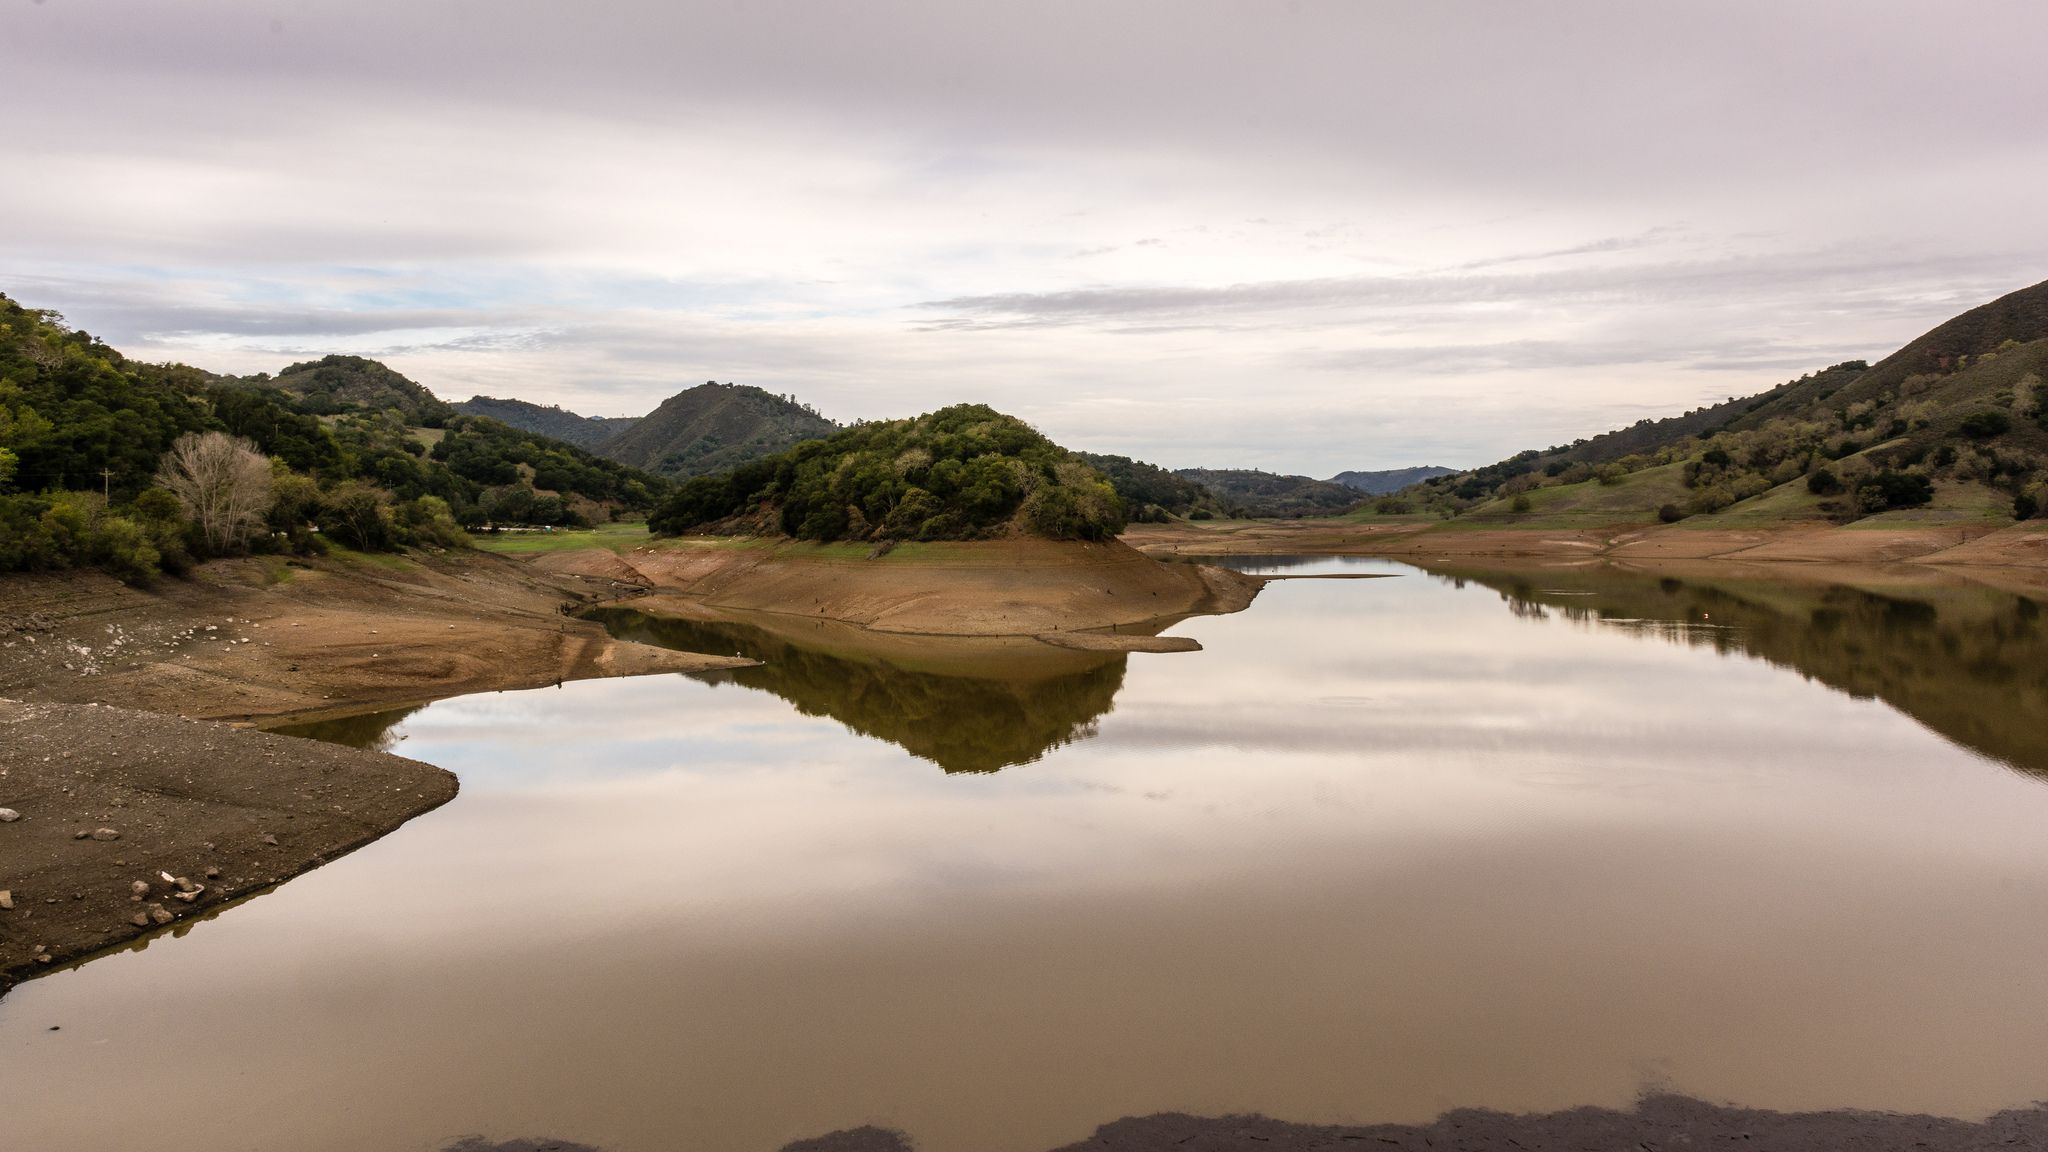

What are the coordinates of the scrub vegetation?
(0, 293, 669, 584)
(649, 403, 1126, 542)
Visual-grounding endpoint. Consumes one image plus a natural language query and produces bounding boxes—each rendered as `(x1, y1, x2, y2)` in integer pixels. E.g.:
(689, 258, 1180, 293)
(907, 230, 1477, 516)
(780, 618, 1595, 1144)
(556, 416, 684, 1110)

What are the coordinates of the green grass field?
(471, 521, 652, 555)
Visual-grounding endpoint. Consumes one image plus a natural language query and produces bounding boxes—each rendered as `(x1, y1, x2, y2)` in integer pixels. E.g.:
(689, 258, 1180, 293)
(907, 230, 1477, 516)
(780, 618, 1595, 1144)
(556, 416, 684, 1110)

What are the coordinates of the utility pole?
(101, 468, 112, 502)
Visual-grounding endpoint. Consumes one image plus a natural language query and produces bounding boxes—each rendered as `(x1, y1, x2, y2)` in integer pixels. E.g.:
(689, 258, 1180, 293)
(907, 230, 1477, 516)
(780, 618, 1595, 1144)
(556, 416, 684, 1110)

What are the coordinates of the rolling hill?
(1174, 468, 1365, 518)
(454, 396, 640, 452)
(1329, 466, 1456, 494)
(649, 403, 1124, 542)
(598, 382, 838, 478)
(1392, 279, 2048, 527)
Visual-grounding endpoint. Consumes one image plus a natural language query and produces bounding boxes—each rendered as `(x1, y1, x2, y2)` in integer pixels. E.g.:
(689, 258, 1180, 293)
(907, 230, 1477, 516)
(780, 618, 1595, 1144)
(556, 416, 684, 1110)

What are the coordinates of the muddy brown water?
(6, 559, 2048, 1151)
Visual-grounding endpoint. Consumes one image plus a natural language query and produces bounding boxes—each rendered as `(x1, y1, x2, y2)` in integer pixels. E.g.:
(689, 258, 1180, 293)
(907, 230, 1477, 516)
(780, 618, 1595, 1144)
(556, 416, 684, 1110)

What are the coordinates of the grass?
(471, 521, 652, 555)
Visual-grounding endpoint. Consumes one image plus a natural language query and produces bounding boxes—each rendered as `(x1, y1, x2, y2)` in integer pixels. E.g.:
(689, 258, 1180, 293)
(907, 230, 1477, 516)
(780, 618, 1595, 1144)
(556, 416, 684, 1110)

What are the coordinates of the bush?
(1855, 471, 1935, 512)
(1658, 503, 1685, 523)
(2017, 493, 2039, 521)
(1510, 493, 1533, 513)
(1962, 410, 2012, 439)
(1807, 468, 1845, 496)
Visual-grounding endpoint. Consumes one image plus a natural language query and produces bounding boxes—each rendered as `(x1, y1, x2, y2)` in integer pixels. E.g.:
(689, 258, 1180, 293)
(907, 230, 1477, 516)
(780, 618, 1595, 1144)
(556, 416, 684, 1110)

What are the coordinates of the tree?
(0, 445, 15, 491)
(154, 432, 274, 555)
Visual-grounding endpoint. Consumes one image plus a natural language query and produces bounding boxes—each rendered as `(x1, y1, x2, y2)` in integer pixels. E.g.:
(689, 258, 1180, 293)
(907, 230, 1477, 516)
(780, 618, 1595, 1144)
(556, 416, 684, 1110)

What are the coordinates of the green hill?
(1077, 453, 1232, 521)
(0, 291, 668, 583)
(262, 354, 456, 425)
(648, 403, 1123, 542)
(599, 381, 838, 478)
(1395, 279, 2048, 527)
(454, 395, 641, 451)
(1174, 468, 1365, 518)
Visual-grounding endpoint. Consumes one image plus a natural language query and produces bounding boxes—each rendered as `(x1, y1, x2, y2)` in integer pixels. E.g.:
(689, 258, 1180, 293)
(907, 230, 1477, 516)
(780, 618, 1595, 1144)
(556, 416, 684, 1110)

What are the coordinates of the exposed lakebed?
(5, 559, 2048, 1151)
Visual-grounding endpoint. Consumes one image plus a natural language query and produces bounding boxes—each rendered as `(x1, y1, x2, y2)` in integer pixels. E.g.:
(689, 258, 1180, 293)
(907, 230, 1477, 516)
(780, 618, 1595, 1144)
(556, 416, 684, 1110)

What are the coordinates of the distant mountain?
(599, 381, 839, 478)
(1173, 468, 1365, 518)
(262, 354, 455, 425)
(1409, 278, 2048, 525)
(1328, 466, 1456, 494)
(455, 396, 640, 452)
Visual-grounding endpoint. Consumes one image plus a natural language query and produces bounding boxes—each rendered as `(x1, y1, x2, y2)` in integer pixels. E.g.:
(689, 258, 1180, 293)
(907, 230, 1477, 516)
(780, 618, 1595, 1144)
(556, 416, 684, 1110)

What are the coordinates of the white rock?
(0, 808, 19, 822)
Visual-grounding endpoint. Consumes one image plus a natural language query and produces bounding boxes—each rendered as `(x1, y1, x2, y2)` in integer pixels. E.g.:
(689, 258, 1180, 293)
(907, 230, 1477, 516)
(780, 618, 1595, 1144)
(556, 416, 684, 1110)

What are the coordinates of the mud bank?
(537, 536, 1262, 637)
(0, 698, 458, 995)
(1125, 519, 2048, 591)
(0, 548, 753, 723)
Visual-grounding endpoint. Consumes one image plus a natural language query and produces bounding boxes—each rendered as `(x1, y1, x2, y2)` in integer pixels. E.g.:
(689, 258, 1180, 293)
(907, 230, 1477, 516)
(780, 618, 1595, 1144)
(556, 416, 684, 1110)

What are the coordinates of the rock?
(73, 829, 91, 840)
(203, 866, 220, 879)
(0, 889, 12, 910)
(174, 877, 197, 893)
(173, 889, 202, 903)
(91, 827, 120, 841)
(129, 880, 150, 897)
(260, 833, 278, 846)
(147, 905, 173, 925)
(130, 911, 150, 927)
(0, 807, 19, 822)
(35, 953, 52, 964)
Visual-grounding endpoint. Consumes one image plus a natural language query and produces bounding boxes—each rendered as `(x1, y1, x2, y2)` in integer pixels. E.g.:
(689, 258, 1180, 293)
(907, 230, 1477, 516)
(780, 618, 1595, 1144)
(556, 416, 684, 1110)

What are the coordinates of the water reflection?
(270, 703, 425, 752)
(583, 606, 1128, 774)
(1416, 561, 2048, 779)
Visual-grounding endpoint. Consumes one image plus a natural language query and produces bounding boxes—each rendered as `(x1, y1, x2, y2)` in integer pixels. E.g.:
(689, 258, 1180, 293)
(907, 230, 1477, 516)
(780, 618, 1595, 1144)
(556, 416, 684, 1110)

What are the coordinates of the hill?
(1174, 468, 1365, 518)
(454, 396, 640, 451)
(261, 354, 456, 425)
(598, 381, 838, 478)
(1077, 453, 1233, 521)
(0, 291, 668, 584)
(648, 403, 1124, 542)
(1393, 279, 2048, 527)
(1329, 466, 1456, 494)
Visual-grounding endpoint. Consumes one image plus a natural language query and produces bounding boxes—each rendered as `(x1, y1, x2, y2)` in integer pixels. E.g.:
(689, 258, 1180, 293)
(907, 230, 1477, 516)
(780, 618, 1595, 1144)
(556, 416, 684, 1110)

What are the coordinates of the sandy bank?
(0, 548, 754, 724)
(0, 698, 458, 995)
(537, 536, 1262, 637)
(1125, 518, 2048, 579)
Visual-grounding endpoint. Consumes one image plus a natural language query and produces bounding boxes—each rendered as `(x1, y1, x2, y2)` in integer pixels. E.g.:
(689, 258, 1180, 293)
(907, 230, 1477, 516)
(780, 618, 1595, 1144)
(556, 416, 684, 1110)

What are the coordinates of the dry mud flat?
(537, 537, 1263, 639)
(0, 698, 458, 993)
(0, 548, 751, 722)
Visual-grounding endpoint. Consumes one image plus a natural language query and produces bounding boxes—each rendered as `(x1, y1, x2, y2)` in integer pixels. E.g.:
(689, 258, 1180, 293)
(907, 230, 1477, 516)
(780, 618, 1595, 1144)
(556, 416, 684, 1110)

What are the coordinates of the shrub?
(1855, 471, 1934, 512)
(1962, 410, 2012, 439)
(1807, 468, 1845, 496)
(1510, 493, 1532, 513)
(1658, 503, 1685, 523)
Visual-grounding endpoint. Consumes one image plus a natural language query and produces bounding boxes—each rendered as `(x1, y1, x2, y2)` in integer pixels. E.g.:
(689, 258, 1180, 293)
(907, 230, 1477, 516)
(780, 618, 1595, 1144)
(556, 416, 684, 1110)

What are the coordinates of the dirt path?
(0, 698, 458, 995)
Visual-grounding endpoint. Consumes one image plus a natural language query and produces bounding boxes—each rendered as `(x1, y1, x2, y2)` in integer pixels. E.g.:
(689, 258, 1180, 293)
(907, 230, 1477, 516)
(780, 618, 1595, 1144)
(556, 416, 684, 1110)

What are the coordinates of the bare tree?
(155, 432, 274, 555)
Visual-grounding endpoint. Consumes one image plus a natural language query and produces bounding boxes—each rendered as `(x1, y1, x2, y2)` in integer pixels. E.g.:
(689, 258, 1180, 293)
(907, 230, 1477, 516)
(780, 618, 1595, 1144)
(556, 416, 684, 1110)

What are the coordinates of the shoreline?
(0, 699, 459, 996)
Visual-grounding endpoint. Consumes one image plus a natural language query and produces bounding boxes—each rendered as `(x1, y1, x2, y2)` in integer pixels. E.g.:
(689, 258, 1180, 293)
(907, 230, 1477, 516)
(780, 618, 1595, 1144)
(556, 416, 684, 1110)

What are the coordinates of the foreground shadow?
(1420, 560, 2048, 780)
(586, 605, 1129, 773)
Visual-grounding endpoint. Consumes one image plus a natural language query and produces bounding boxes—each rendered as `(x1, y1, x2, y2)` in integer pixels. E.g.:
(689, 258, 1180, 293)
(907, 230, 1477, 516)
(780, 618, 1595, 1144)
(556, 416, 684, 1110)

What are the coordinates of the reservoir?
(6, 559, 2048, 1151)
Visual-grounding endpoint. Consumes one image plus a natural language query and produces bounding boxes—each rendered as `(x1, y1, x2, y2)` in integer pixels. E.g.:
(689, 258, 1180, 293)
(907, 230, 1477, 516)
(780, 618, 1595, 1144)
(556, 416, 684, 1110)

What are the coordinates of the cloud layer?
(6, 1, 2047, 473)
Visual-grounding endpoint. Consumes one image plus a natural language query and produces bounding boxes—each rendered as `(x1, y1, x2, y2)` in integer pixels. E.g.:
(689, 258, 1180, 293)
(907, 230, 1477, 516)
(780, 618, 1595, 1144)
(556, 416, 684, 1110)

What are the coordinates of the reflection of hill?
(587, 607, 1128, 773)
(1422, 562, 2048, 779)
(269, 704, 426, 753)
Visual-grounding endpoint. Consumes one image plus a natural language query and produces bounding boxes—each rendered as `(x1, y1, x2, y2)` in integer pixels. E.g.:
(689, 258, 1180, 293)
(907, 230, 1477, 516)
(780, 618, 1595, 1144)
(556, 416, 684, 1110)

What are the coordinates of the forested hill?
(1173, 468, 1365, 517)
(1076, 453, 1233, 521)
(600, 382, 839, 478)
(1328, 466, 1455, 494)
(648, 403, 1123, 542)
(0, 291, 668, 583)
(455, 395, 641, 451)
(1397, 278, 2048, 525)
(263, 354, 456, 425)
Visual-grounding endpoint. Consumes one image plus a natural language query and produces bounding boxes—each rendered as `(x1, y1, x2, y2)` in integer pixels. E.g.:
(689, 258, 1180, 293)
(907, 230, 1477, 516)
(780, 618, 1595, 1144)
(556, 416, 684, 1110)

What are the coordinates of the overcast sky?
(7, 1, 2048, 474)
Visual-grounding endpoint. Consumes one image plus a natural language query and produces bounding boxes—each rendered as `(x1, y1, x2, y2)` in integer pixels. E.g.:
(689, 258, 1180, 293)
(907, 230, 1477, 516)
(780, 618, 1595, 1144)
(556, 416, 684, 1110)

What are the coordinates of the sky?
(6, 0, 2048, 475)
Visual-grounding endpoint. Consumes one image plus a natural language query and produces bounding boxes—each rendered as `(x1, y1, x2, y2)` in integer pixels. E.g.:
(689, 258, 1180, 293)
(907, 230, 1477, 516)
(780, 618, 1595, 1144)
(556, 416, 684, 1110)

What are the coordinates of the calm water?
(6, 559, 2048, 1151)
